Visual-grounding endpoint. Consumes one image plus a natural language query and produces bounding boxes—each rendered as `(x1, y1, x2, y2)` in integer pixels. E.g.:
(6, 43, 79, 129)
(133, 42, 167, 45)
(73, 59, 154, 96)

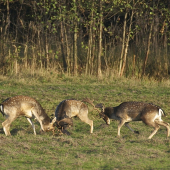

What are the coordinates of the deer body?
(55, 100, 93, 133)
(0, 95, 56, 136)
(99, 102, 169, 139)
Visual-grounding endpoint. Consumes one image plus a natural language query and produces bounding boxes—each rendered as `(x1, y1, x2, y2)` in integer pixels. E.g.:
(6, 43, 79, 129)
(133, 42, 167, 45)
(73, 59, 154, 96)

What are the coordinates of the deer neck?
(104, 107, 115, 118)
(32, 105, 51, 130)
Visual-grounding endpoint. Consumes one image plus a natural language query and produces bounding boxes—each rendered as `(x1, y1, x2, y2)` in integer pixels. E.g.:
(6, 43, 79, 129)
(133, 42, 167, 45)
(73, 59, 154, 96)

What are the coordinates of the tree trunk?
(45, 31, 49, 70)
(120, 9, 134, 76)
(119, 11, 127, 76)
(32, 46, 35, 76)
(12, 45, 18, 74)
(64, 25, 70, 75)
(60, 20, 67, 72)
(1, 0, 10, 72)
(24, 43, 28, 69)
(97, 0, 103, 78)
(4, 0, 10, 38)
(73, 0, 78, 76)
(38, 30, 43, 69)
(86, 21, 92, 75)
(142, 23, 153, 78)
(73, 22, 78, 76)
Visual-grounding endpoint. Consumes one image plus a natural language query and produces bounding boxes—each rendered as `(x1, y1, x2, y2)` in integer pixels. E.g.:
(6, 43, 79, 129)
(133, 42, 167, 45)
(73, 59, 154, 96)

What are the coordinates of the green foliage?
(1, 0, 170, 78)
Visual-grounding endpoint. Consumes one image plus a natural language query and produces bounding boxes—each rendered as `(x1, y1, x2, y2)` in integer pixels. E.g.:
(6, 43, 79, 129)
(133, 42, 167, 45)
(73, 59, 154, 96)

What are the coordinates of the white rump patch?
(159, 109, 164, 117)
(127, 117, 133, 122)
(153, 109, 163, 122)
(0, 105, 3, 112)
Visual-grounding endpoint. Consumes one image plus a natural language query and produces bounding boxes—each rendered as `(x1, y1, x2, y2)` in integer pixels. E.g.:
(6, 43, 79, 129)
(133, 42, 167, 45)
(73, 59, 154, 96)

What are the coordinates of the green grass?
(0, 74, 170, 169)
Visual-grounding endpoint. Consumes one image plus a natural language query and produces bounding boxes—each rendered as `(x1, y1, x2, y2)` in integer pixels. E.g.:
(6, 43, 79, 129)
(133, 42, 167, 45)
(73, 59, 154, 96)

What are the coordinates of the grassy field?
(0, 74, 170, 170)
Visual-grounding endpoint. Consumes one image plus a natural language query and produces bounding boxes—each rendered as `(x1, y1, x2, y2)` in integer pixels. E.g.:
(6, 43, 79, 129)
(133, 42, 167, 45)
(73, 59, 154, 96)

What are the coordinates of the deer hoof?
(134, 131, 140, 134)
(62, 129, 71, 135)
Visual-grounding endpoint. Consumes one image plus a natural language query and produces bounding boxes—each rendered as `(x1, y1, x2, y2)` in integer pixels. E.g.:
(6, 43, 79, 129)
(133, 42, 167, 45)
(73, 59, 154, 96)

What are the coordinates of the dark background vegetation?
(0, 0, 170, 79)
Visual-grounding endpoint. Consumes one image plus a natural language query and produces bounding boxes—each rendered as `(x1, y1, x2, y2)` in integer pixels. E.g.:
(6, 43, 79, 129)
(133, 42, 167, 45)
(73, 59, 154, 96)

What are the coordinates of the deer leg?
(148, 124, 160, 139)
(2, 118, 13, 136)
(145, 120, 160, 139)
(27, 118, 36, 135)
(90, 121, 93, 133)
(142, 116, 161, 139)
(118, 119, 126, 136)
(78, 114, 93, 133)
(52, 128, 55, 136)
(103, 116, 110, 125)
(155, 120, 170, 138)
(125, 122, 139, 134)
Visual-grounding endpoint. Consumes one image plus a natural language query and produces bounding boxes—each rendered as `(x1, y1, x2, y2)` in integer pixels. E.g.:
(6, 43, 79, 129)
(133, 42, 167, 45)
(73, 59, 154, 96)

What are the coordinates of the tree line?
(0, 0, 170, 79)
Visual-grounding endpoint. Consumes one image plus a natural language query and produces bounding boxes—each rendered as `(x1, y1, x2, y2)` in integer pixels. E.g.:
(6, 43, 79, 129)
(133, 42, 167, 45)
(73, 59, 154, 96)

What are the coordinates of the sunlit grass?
(0, 73, 170, 169)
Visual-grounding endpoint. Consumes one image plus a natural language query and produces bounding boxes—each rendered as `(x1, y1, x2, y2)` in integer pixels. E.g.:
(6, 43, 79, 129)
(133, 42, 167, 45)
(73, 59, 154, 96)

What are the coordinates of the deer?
(83, 98, 170, 139)
(0, 95, 70, 136)
(55, 99, 93, 134)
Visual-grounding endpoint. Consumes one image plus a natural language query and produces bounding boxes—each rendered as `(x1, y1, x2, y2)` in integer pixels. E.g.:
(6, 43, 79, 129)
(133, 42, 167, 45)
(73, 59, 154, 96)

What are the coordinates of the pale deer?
(0, 95, 57, 136)
(83, 98, 170, 139)
(55, 99, 93, 133)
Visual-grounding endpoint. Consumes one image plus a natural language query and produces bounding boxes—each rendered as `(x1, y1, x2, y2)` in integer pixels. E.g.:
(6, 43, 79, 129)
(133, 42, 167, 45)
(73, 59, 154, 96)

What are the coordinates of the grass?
(0, 74, 170, 169)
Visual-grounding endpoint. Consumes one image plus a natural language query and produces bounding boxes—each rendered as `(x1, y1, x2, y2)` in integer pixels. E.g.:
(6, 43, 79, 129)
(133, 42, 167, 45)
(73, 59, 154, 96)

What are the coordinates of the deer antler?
(82, 98, 106, 119)
(56, 118, 73, 129)
(82, 98, 107, 119)
(82, 98, 101, 113)
(95, 103, 105, 113)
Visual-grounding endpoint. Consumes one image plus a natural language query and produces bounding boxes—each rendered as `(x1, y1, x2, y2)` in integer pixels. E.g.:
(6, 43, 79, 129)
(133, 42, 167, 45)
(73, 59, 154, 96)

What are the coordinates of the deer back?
(109, 102, 161, 121)
(55, 99, 88, 121)
(1, 96, 35, 117)
(1, 95, 51, 123)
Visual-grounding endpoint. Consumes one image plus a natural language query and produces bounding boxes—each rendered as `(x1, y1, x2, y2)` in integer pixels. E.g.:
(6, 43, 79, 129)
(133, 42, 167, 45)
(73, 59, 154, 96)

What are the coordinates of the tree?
(97, 0, 103, 78)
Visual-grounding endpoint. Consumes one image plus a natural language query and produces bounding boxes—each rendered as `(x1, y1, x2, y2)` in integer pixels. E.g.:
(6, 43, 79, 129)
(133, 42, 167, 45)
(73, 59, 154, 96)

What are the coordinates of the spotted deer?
(0, 95, 57, 136)
(83, 98, 170, 139)
(55, 99, 93, 133)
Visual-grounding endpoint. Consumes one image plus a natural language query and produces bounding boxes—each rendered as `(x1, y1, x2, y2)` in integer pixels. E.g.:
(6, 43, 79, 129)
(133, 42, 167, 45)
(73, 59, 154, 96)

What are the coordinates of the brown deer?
(0, 95, 58, 136)
(83, 98, 170, 139)
(55, 99, 93, 133)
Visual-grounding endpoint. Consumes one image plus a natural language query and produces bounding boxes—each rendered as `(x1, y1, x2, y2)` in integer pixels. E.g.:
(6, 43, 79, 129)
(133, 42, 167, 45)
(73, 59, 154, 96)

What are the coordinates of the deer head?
(43, 117, 57, 132)
(95, 103, 110, 125)
(82, 98, 110, 124)
(55, 99, 93, 133)
(56, 117, 73, 129)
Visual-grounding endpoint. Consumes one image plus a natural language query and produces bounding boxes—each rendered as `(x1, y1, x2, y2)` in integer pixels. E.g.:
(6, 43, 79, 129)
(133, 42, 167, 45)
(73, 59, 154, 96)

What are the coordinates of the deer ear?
(95, 103, 103, 108)
(58, 118, 73, 127)
(51, 117, 56, 125)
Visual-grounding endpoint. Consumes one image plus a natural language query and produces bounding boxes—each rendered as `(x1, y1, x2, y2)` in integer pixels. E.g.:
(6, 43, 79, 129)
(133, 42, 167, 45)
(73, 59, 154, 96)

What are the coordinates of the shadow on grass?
(10, 128, 24, 135)
(0, 128, 21, 136)
(0, 127, 35, 136)
(166, 150, 170, 153)
(0, 128, 4, 134)
(100, 164, 115, 170)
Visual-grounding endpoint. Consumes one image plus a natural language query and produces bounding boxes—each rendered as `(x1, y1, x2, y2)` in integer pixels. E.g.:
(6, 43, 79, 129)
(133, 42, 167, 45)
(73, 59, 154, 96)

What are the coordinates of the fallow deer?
(0, 95, 57, 136)
(55, 99, 93, 133)
(83, 98, 170, 139)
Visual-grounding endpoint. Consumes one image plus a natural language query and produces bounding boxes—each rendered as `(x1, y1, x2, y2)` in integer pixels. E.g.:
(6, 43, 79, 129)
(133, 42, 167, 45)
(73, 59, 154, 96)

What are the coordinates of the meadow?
(0, 73, 170, 170)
